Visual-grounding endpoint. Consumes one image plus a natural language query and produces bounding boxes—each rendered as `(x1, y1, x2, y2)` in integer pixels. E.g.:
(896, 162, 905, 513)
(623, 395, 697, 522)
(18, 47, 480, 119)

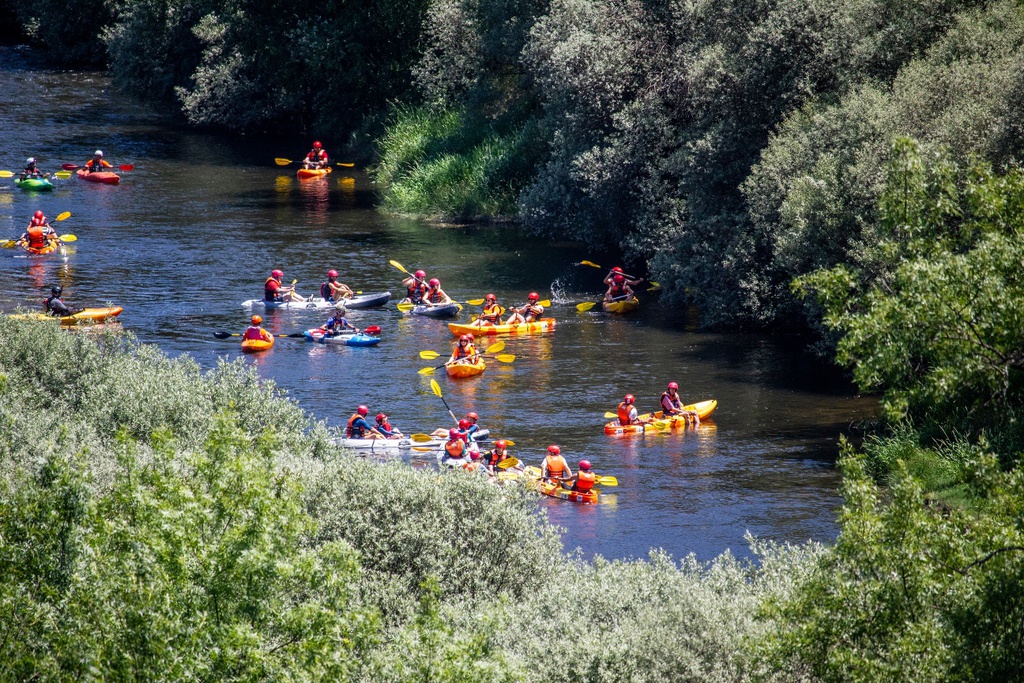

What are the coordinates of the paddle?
(213, 331, 307, 339)
(595, 475, 618, 486)
(429, 378, 460, 424)
(577, 293, 634, 313)
(420, 340, 505, 359)
(579, 260, 659, 289)
(61, 163, 132, 172)
(274, 157, 355, 168)
(497, 457, 519, 470)
(53, 171, 72, 179)
(418, 354, 515, 373)
(464, 298, 551, 307)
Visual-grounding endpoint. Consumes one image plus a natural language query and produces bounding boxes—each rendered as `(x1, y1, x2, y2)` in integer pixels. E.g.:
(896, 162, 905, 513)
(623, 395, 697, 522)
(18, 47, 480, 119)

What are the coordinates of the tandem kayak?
(408, 303, 461, 318)
(332, 436, 440, 452)
(340, 291, 391, 309)
(241, 335, 274, 352)
(602, 297, 640, 314)
(297, 167, 332, 179)
(603, 399, 718, 434)
(536, 479, 599, 504)
(76, 169, 120, 185)
(242, 298, 345, 310)
(14, 178, 54, 191)
(20, 240, 61, 256)
(448, 318, 556, 337)
(302, 329, 382, 346)
(446, 359, 486, 378)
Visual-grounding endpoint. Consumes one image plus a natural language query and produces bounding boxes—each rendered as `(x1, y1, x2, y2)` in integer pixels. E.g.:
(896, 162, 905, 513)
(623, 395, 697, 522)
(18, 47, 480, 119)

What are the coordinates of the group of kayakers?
(616, 382, 700, 427)
(263, 268, 361, 304)
(400, 269, 454, 307)
(346, 405, 403, 439)
(603, 266, 643, 303)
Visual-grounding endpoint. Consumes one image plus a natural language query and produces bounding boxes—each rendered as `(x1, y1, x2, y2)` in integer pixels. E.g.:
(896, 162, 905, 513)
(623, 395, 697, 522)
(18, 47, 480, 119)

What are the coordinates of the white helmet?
(26, 157, 35, 164)
(94, 150, 103, 157)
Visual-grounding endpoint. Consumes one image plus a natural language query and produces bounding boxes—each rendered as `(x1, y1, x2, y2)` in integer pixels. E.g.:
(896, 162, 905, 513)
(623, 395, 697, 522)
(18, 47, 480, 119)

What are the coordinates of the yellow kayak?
(241, 334, 274, 352)
(448, 318, 556, 337)
(11, 306, 123, 326)
(604, 399, 718, 434)
(446, 359, 486, 378)
(602, 297, 640, 314)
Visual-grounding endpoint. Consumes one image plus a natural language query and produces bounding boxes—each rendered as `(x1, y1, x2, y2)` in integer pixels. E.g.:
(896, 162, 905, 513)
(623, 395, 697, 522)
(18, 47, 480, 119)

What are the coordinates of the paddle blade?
(61, 163, 78, 170)
(596, 476, 618, 487)
(118, 164, 134, 172)
(55, 212, 71, 221)
(274, 158, 293, 166)
(336, 162, 355, 167)
(493, 354, 516, 363)
(465, 298, 484, 306)
(604, 412, 618, 419)
(538, 299, 552, 307)
(58, 234, 76, 242)
(389, 259, 408, 274)
(1, 240, 16, 249)
(410, 433, 435, 443)
(504, 439, 515, 447)
(580, 260, 601, 268)
(418, 367, 436, 375)
(430, 379, 443, 397)
(0, 171, 13, 178)
(397, 302, 414, 312)
(576, 301, 598, 312)
(419, 350, 441, 359)
(496, 457, 519, 470)
(484, 340, 505, 354)
(213, 331, 235, 339)
(525, 465, 542, 477)
(53, 171, 72, 179)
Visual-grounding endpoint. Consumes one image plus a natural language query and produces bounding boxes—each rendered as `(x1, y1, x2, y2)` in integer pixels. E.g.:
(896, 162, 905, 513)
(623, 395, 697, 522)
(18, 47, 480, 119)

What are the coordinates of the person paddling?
(346, 405, 386, 439)
(320, 311, 358, 336)
(616, 394, 642, 426)
(506, 292, 545, 324)
(43, 286, 77, 316)
(473, 293, 504, 327)
(449, 334, 478, 366)
(242, 315, 273, 343)
(320, 270, 354, 301)
(302, 141, 329, 169)
(402, 269, 428, 305)
(18, 211, 58, 252)
(21, 157, 47, 180)
(604, 273, 634, 302)
(541, 445, 572, 484)
(84, 150, 113, 174)
(264, 269, 305, 302)
(563, 460, 597, 493)
(661, 381, 700, 427)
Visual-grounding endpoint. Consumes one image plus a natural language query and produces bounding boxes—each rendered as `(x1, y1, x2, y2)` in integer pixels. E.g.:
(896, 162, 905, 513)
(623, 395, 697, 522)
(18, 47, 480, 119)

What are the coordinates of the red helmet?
(578, 459, 591, 470)
(251, 315, 262, 325)
(459, 335, 470, 343)
(466, 411, 478, 422)
(667, 381, 679, 391)
(623, 394, 635, 404)
(458, 419, 470, 430)
(313, 141, 322, 148)
(485, 293, 496, 302)
(613, 274, 625, 283)
(528, 292, 539, 301)
(466, 333, 474, 341)
(375, 413, 387, 422)
(470, 450, 481, 460)
(415, 270, 426, 279)
(357, 405, 369, 416)
(328, 270, 338, 278)
(429, 278, 440, 288)
(494, 439, 507, 450)
(449, 428, 460, 439)
(547, 445, 560, 455)
(612, 267, 623, 273)
(271, 269, 283, 278)
(34, 210, 43, 219)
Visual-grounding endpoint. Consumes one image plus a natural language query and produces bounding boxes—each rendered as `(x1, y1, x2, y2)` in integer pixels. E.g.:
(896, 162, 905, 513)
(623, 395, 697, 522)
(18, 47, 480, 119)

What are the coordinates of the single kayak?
(241, 335, 274, 353)
(297, 167, 332, 179)
(408, 303, 461, 319)
(14, 178, 54, 191)
(604, 399, 718, 434)
(76, 169, 120, 185)
(303, 329, 382, 346)
(339, 291, 392, 309)
(332, 436, 440, 452)
(242, 298, 345, 310)
(446, 359, 486, 379)
(448, 318, 556, 337)
(20, 240, 61, 256)
(536, 479, 599, 504)
(12, 306, 124, 326)
(602, 297, 640, 314)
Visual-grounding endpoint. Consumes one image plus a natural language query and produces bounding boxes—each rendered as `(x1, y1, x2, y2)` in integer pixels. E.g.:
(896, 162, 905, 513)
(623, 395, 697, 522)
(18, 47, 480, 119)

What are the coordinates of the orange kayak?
(448, 319, 556, 337)
(297, 167, 331, 179)
(76, 169, 120, 185)
(241, 335, 274, 352)
(537, 480, 598, 504)
(22, 240, 61, 256)
(446, 359, 486, 378)
(604, 399, 718, 434)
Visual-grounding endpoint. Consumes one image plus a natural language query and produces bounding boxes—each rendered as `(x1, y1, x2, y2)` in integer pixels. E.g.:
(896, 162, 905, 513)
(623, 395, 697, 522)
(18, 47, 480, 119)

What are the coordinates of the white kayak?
(242, 298, 345, 310)
(332, 437, 441, 451)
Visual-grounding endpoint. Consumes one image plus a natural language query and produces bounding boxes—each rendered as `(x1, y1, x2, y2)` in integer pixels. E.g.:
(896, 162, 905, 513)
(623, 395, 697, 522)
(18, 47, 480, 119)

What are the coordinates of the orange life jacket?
(347, 413, 368, 438)
(544, 455, 568, 478)
(661, 391, 682, 414)
(481, 303, 504, 322)
(26, 226, 47, 248)
(445, 439, 466, 458)
(575, 471, 596, 492)
(617, 402, 635, 425)
(453, 343, 476, 360)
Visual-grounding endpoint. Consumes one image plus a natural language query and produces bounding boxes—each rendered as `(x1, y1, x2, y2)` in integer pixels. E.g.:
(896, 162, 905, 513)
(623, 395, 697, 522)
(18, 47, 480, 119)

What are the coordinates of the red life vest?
(481, 303, 504, 323)
(575, 471, 596, 492)
(609, 284, 628, 299)
(544, 455, 568, 478)
(617, 402, 635, 425)
(445, 439, 466, 458)
(264, 277, 281, 300)
(26, 226, 47, 248)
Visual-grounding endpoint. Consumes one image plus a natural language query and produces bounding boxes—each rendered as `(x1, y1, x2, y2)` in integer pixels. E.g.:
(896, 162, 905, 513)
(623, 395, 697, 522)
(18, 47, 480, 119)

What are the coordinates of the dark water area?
(0, 46, 876, 561)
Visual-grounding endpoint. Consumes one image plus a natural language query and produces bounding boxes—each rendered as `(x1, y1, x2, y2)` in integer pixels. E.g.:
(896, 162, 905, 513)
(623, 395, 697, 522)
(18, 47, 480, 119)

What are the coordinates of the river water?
(0, 46, 876, 561)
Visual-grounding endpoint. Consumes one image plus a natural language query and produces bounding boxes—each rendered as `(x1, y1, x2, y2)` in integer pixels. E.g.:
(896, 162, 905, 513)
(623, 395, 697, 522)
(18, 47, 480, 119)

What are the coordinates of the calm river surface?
(0, 46, 876, 561)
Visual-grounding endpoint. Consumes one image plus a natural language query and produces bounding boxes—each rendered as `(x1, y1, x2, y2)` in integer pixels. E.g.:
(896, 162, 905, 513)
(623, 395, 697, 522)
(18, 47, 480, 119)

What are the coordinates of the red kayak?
(76, 169, 120, 185)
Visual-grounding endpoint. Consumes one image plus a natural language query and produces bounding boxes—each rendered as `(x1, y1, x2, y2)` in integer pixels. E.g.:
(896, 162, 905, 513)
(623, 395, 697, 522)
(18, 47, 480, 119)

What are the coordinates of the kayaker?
(449, 334, 478, 366)
(617, 394, 642, 426)
(463, 450, 484, 473)
(541, 445, 572, 483)
(302, 141, 329, 169)
(375, 413, 402, 438)
(603, 266, 644, 288)
(424, 278, 453, 306)
(346, 405, 385, 439)
(21, 158, 47, 179)
(18, 212, 57, 251)
(463, 411, 483, 443)
(484, 439, 517, 478)
(474, 294, 504, 327)
(604, 274, 634, 302)
(43, 286, 76, 316)
(84, 150, 113, 174)
(661, 381, 700, 426)
(242, 315, 274, 343)
(441, 428, 470, 467)
(320, 270, 354, 301)
(563, 460, 597, 493)
(320, 311, 358, 336)
(505, 292, 545, 324)
(402, 269, 428, 304)
(264, 269, 306, 302)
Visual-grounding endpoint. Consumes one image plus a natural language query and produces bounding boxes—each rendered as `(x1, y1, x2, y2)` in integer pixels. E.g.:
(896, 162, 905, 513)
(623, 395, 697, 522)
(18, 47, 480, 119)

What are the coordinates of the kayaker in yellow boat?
(43, 286, 77, 316)
(346, 405, 387, 439)
(541, 445, 572, 483)
(441, 428, 470, 467)
(604, 274, 634, 303)
(84, 150, 113, 174)
(505, 292, 545, 324)
(424, 278, 454, 306)
(449, 334, 478, 365)
(302, 141, 329, 169)
(242, 315, 274, 343)
(17, 211, 58, 251)
(401, 269, 429, 304)
(661, 381, 700, 427)
(21, 157, 48, 180)
(264, 269, 306, 302)
(616, 394, 643, 426)
(320, 270, 354, 301)
(483, 439, 512, 478)
(472, 293, 504, 327)
(563, 460, 597, 493)
(375, 412, 402, 438)
(603, 266, 644, 288)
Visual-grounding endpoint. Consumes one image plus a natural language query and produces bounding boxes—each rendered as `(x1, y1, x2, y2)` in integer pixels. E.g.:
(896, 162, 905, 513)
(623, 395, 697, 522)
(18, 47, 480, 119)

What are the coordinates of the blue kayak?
(303, 329, 382, 346)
